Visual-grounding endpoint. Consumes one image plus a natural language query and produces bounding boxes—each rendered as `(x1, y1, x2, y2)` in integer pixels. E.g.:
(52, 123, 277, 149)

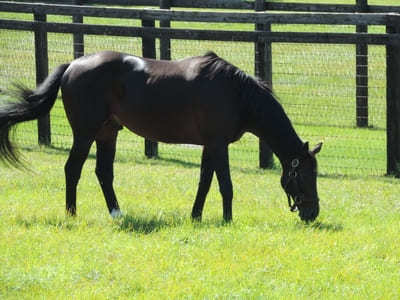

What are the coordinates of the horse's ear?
(302, 142, 309, 153)
(311, 142, 323, 155)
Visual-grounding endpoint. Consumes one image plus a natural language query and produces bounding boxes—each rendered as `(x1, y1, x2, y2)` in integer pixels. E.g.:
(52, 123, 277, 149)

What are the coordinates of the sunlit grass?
(1, 148, 400, 298)
(1, 1, 400, 298)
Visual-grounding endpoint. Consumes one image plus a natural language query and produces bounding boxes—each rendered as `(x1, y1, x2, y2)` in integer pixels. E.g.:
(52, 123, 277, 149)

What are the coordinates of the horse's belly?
(113, 112, 203, 145)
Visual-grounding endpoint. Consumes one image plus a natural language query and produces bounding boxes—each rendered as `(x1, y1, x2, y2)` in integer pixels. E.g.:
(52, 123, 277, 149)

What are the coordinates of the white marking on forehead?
(123, 55, 146, 71)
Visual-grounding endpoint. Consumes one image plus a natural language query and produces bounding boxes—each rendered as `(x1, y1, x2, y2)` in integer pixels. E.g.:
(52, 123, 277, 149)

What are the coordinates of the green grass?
(1, 148, 400, 299)
(1, 1, 400, 298)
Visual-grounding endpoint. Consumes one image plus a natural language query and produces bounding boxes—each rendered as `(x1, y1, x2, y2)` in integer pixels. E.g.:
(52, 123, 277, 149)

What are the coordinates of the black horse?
(0, 51, 322, 222)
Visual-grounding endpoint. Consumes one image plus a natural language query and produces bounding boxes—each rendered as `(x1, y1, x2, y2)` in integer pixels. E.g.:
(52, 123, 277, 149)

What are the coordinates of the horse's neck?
(247, 92, 304, 162)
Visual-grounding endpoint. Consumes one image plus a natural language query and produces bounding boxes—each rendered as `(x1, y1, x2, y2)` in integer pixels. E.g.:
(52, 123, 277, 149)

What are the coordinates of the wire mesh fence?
(0, 26, 387, 176)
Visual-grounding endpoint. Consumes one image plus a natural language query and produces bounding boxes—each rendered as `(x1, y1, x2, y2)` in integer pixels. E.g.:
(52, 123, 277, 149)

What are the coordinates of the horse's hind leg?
(65, 136, 93, 216)
(95, 120, 122, 218)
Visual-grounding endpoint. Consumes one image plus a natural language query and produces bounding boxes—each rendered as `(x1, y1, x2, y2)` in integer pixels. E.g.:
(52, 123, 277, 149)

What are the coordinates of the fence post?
(356, 0, 368, 127)
(142, 18, 158, 158)
(34, 13, 50, 146)
(160, 0, 171, 60)
(255, 0, 274, 169)
(73, 0, 84, 59)
(386, 23, 400, 176)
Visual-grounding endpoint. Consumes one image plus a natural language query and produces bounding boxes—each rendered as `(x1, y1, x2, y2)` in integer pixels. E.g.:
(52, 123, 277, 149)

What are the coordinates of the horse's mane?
(198, 52, 303, 160)
(200, 51, 272, 96)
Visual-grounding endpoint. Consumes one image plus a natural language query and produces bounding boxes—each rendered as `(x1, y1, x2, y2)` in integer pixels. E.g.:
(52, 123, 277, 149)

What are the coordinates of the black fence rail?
(3, 0, 400, 13)
(1, 1, 400, 175)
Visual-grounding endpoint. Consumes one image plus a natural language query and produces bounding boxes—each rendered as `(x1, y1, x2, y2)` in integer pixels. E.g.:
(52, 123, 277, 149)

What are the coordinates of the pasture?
(1, 0, 400, 298)
(1, 149, 400, 298)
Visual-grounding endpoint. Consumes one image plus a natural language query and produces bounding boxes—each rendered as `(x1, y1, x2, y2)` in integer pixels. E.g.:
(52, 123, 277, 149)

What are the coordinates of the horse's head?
(281, 142, 323, 222)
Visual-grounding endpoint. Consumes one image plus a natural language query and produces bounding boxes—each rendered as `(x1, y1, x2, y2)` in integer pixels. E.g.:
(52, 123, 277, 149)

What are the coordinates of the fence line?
(2, 0, 400, 13)
(0, 1, 398, 132)
(0, 2, 399, 26)
(1, 1, 400, 175)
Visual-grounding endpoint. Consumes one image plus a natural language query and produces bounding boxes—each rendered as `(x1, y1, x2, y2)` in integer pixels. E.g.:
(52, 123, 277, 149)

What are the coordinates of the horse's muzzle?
(297, 199, 319, 222)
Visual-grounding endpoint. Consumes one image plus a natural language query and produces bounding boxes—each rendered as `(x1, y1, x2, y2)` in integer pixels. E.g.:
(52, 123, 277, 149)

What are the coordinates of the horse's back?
(61, 51, 127, 91)
(116, 54, 246, 145)
(60, 51, 247, 145)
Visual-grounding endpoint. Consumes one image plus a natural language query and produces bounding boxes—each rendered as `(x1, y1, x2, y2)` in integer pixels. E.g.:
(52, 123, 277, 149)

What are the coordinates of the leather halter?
(283, 158, 304, 212)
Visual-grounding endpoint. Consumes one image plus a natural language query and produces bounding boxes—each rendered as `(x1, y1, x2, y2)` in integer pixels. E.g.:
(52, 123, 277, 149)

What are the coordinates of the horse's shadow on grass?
(15, 211, 233, 235)
(113, 212, 186, 234)
(299, 221, 344, 232)
(15, 213, 187, 234)
(15, 211, 343, 235)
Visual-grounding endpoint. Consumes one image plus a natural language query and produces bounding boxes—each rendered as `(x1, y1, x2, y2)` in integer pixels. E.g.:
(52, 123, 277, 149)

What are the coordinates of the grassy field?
(1, 148, 400, 299)
(1, 1, 400, 298)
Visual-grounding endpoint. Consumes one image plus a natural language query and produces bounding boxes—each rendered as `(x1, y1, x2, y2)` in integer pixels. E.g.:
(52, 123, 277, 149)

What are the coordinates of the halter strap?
(284, 158, 303, 212)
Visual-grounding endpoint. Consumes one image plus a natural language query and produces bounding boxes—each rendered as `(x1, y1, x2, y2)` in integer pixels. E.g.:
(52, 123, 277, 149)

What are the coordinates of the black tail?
(0, 63, 70, 167)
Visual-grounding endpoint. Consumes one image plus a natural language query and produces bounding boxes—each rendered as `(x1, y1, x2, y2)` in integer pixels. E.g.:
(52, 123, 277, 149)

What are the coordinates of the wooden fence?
(1, 1, 400, 175)
(4, 0, 400, 12)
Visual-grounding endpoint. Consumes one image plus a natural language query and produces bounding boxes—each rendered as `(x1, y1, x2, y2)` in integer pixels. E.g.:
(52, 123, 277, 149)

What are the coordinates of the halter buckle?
(291, 158, 299, 168)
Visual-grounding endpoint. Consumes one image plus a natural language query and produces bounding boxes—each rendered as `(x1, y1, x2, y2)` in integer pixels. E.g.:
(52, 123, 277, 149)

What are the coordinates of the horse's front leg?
(191, 147, 214, 221)
(214, 145, 233, 222)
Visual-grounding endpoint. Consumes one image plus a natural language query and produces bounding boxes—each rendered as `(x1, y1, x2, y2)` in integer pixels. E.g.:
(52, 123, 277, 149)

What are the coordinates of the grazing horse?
(0, 51, 322, 222)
